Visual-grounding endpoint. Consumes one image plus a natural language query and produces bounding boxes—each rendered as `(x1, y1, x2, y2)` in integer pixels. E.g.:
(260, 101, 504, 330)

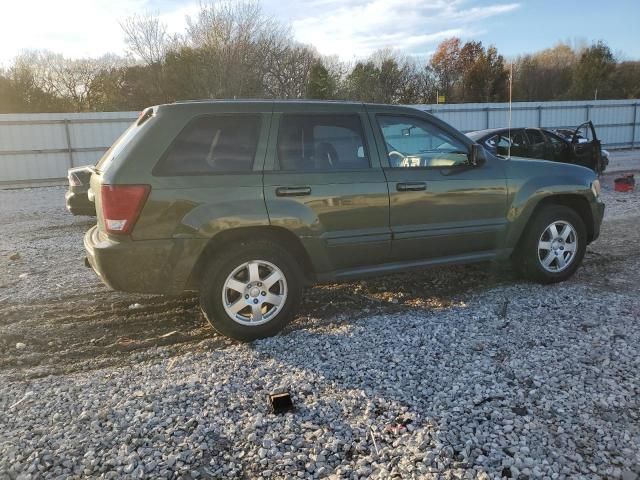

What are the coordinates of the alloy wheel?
(221, 260, 288, 326)
(537, 220, 578, 273)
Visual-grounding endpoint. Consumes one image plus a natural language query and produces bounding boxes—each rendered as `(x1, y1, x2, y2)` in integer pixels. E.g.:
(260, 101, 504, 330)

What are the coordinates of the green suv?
(85, 101, 605, 340)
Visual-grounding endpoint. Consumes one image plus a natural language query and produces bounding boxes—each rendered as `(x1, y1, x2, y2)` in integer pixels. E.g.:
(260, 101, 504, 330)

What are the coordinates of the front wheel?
(515, 205, 587, 284)
(199, 240, 303, 341)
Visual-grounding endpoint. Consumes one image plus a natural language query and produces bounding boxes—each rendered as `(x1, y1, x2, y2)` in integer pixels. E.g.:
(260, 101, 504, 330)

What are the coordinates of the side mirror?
(469, 143, 484, 166)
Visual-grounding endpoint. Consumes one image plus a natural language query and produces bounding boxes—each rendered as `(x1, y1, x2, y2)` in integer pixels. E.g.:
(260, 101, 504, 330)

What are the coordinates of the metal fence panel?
(1, 100, 638, 183)
(0, 112, 137, 183)
(415, 99, 640, 148)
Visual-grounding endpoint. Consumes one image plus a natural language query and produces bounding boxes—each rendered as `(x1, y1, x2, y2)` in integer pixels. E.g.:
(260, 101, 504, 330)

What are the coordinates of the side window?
(155, 115, 261, 175)
(376, 115, 469, 168)
(544, 132, 564, 148)
(510, 131, 527, 148)
(496, 135, 511, 149)
(544, 131, 566, 157)
(277, 114, 369, 171)
(490, 134, 512, 156)
(526, 129, 545, 146)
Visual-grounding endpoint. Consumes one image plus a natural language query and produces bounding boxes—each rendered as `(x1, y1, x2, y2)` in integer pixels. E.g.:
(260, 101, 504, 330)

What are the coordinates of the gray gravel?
(1, 177, 640, 479)
(0, 186, 107, 305)
(607, 149, 640, 173)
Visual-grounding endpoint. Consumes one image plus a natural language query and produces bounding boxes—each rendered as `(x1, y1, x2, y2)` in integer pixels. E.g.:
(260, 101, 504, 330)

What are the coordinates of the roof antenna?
(507, 62, 513, 159)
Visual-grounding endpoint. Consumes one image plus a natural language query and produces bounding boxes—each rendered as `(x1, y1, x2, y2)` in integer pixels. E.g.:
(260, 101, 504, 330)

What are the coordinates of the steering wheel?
(387, 150, 406, 167)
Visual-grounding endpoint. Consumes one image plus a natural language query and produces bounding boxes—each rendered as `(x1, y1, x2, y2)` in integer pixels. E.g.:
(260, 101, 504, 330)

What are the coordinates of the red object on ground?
(614, 174, 635, 192)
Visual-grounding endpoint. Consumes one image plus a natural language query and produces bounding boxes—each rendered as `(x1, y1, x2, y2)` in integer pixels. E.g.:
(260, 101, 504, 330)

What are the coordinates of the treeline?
(1, 1, 639, 114)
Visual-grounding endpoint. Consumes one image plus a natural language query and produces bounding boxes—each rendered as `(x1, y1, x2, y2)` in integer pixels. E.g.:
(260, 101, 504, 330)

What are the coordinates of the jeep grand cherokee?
(84, 101, 605, 340)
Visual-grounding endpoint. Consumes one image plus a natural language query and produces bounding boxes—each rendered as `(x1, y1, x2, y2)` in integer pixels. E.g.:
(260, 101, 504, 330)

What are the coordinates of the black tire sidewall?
(518, 205, 587, 284)
(200, 241, 303, 341)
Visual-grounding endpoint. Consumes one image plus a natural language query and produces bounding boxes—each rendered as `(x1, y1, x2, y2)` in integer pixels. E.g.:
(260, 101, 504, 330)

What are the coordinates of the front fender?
(502, 159, 595, 250)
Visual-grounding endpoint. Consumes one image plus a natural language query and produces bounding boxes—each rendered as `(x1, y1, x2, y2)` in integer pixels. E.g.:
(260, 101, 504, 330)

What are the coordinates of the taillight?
(101, 184, 150, 235)
(68, 173, 81, 186)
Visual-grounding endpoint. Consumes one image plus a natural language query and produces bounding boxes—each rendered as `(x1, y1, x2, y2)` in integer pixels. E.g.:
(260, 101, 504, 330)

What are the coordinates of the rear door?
(263, 104, 390, 273)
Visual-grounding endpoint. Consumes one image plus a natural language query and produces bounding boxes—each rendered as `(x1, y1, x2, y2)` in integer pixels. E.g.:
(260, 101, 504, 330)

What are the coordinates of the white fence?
(0, 111, 138, 184)
(415, 99, 640, 148)
(1, 99, 639, 183)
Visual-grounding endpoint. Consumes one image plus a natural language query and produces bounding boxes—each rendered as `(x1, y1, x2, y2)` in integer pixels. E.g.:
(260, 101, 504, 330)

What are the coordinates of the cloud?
(0, 0, 519, 65)
(0, 0, 199, 65)
(291, 0, 519, 60)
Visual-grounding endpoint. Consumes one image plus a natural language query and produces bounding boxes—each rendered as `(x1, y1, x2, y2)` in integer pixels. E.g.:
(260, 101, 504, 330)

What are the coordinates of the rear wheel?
(199, 240, 303, 341)
(515, 205, 587, 283)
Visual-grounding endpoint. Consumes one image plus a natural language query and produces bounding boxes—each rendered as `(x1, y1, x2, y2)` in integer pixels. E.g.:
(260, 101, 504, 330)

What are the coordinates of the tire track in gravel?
(3, 216, 637, 380)
(573, 214, 640, 294)
(0, 261, 509, 379)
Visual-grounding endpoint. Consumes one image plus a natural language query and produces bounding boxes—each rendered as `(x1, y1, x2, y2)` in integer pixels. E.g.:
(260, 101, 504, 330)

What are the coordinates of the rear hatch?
(90, 108, 155, 239)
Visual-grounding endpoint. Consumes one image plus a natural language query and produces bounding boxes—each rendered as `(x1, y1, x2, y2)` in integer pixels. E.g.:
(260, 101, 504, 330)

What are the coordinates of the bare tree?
(120, 13, 171, 65)
(184, 0, 291, 98)
(263, 41, 318, 98)
(11, 51, 128, 110)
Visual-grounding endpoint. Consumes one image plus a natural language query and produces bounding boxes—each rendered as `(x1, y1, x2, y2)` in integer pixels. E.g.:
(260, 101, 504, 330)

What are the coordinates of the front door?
(570, 122, 603, 172)
(542, 130, 572, 162)
(263, 104, 390, 273)
(368, 110, 508, 262)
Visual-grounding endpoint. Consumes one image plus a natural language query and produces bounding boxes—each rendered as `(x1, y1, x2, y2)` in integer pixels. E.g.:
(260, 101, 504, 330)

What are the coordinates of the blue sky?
(1, 0, 638, 65)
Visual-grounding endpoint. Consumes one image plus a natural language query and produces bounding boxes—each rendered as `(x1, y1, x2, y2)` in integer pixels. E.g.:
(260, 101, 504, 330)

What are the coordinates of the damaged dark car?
(467, 121, 608, 173)
(65, 165, 96, 216)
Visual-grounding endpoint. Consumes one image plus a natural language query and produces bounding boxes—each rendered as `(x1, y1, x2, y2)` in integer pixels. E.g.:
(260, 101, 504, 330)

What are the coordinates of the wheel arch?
(186, 226, 315, 290)
(512, 193, 595, 257)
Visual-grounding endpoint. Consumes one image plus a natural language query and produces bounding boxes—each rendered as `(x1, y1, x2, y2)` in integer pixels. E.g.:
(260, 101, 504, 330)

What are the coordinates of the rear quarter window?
(154, 115, 261, 176)
(96, 121, 144, 172)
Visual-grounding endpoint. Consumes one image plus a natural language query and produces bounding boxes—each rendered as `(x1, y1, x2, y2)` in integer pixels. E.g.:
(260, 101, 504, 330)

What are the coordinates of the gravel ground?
(607, 149, 640, 173)
(1, 172, 639, 479)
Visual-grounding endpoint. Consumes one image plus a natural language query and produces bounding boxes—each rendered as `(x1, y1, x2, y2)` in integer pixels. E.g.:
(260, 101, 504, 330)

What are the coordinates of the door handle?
(396, 182, 426, 192)
(275, 186, 311, 197)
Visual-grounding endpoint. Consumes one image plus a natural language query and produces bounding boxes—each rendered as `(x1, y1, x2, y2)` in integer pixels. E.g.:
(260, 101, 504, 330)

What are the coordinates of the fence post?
(537, 106, 542, 127)
(632, 103, 638, 149)
(585, 104, 590, 122)
(64, 119, 74, 169)
(485, 107, 490, 129)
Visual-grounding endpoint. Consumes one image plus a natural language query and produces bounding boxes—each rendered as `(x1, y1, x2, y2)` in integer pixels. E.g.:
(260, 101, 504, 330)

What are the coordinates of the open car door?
(570, 121, 604, 173)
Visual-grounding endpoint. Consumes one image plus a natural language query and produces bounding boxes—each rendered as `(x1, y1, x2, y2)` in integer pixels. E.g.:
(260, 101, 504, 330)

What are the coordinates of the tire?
(515, 205, 587, 284)
(199, 240, 303, 341)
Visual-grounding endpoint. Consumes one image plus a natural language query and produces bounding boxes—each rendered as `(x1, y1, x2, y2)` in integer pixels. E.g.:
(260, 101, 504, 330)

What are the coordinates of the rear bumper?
(65, 189, 95, 216)
(84, 225, 205, 294)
